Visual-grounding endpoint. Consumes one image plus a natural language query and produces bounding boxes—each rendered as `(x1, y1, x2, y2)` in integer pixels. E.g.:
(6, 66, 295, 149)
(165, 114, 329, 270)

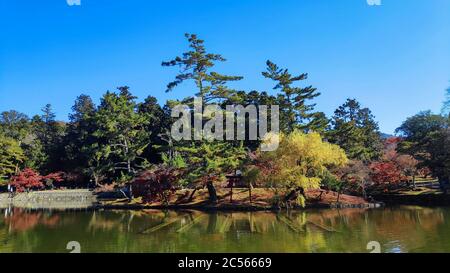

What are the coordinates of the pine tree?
(328, 99, 382, 161)
(29, 104, 65, 172)
(262, 60, 323, 133)
(92, 87, 151, 180)
(180, 141, 246, 202)
(64, 94, 97, 172)
(162, 33, 243, 103)
(442, 87, 450, 116)
(162, 34, 246, 201)
(138, 96, 169, 164)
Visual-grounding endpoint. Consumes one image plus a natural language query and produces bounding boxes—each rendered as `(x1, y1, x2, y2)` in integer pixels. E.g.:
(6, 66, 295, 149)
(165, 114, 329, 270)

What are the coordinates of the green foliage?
(162, 152, 186, 169)
(425, 128, 450, 182)
(179, 141, 246, 186)
(162, 33, 248, 201)
(397, 111, 450, 186)
(328, 98, 382, 161)
(162, 33, 242, 103)
(93, 87, 151, 177)
(0, 110, 30, 141)
(396, 111, 448, 155)
(262, 60, 324, 133)
(442, 87, 450, 116)
(138, 96, 169, 164)
(242, 166, 260, 187)
(321, 170, 345, 193)
(29, 105, 66, 172)
(0, 34, 400, 198)
(0, 134, 25, 182)
(65, 94, 97, 172)
(222, 90, 279, 151)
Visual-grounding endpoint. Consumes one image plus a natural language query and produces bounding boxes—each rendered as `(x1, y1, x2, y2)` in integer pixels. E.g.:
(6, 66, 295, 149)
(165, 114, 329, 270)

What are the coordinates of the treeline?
(1, 34, 449, 203)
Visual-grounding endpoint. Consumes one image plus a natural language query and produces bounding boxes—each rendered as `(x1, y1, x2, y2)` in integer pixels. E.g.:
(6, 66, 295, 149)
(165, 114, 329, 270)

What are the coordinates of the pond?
(1, 206, 449, 253)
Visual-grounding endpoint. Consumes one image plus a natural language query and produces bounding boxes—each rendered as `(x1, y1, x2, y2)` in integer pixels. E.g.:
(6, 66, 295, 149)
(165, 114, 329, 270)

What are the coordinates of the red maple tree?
(10, 168, 44, 192)
(10, 169, 64, 192)
(369, 162, 405, 190)
(132, 166, 183, 204)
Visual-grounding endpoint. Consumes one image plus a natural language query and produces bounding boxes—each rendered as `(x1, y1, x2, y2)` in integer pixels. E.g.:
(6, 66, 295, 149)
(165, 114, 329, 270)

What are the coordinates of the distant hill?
(380, 132, 395, 139)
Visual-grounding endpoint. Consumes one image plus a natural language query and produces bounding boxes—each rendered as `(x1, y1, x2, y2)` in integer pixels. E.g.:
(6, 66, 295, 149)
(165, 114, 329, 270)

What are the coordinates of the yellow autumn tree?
(260, 130, 348, 202)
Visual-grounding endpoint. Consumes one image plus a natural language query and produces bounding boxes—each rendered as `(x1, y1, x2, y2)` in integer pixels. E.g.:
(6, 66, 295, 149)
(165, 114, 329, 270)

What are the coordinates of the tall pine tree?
(162, 34, 246, 202)
(328, 98, 382, 161)
(262, 60, 326, 133)
(92, 87, 151, 181)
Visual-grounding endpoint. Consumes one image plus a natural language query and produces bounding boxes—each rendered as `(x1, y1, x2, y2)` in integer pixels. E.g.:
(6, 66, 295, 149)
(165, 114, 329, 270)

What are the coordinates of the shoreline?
(7, 189, 450, 211)
(373, 193, 450, 207)
(95, 201, 383, 212)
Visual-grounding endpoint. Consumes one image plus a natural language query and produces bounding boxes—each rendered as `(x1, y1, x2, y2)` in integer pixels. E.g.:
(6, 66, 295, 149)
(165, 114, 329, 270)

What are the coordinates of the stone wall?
(0, 190, 96, 209)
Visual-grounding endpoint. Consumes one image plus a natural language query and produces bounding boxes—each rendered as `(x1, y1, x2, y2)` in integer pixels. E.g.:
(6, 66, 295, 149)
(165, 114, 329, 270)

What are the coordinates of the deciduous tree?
(0, 134, 25, 183)
(396, 111, 450, 190)
(10, 168, 44, 192)
(369, 162, 404, 191)
(259, 131, 348, 206)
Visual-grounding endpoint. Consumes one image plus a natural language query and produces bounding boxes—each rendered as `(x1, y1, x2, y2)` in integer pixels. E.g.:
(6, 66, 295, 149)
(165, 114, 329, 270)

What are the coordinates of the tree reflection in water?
(0, 207, 449, 253)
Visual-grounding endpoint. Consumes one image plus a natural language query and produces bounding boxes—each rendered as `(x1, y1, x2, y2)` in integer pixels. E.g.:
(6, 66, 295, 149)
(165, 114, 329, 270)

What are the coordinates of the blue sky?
(1, 0, 449, 134)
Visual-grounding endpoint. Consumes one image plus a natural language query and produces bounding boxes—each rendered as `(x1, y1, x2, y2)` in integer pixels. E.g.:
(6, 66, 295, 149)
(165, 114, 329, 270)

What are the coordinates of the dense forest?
(1, 34, 449, 205)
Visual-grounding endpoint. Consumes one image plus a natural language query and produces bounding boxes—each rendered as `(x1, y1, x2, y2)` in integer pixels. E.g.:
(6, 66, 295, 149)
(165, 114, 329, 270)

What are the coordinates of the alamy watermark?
(170, 97, 280, 151)
(66, 0, 81, 6)
(367, 241, 381, 253)
(67, 241, 81, 253)
(66, 1, 380, 7)
(367, 0, 382, 6)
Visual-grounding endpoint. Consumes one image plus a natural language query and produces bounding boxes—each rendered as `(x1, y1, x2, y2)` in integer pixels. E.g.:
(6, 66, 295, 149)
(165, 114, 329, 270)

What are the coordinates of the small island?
(1, 34, 449, 213)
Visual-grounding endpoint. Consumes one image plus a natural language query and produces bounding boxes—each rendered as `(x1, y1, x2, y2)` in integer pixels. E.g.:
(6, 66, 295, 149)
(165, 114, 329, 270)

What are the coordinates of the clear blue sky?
(1, 0, 449, 134)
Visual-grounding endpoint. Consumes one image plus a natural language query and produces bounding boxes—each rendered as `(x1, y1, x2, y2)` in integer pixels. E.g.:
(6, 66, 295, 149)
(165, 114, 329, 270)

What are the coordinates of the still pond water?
(1, 206, 450, 253)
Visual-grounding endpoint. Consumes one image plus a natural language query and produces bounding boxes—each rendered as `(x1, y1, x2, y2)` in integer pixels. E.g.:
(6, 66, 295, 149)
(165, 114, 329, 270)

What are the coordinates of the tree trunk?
(206, 181, 218, 203)
(412, 174, 416, 189)
(124, 138, 131, 174)
(93, 173, 100, 187)
(188, 188, 198, 202)
(284, 187, 305, 203)
(128, 183, 133, 199)
(230, 185, 233, 203)
(249, 182, 253, 204)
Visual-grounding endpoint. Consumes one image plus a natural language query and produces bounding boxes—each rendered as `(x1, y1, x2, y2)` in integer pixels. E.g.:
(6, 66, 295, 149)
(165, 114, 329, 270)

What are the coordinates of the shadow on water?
(1, 206, 450, 253)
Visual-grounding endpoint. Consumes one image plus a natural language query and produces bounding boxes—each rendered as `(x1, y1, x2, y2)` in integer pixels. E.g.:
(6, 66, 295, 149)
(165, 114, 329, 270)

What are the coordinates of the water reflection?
(1, 207, 449, 253)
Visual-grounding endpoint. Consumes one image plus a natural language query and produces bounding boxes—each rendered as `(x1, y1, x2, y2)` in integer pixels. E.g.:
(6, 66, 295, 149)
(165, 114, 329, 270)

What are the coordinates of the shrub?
(132, 166, 184, 204)
(10, 168, 64, 192)
(10, 168, 44, 192)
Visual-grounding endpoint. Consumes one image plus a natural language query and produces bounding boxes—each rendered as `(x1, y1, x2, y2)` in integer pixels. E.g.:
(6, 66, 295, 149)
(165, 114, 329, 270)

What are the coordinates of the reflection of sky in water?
(385, 241, 405, 253)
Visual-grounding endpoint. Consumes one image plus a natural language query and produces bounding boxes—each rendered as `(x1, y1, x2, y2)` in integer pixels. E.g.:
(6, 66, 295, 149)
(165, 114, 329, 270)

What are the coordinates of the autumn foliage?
(10, 168, 64, 192)
(132, 166, 184, 204)
(367, 137, 419, 191)
(369, 162, 405, 189)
